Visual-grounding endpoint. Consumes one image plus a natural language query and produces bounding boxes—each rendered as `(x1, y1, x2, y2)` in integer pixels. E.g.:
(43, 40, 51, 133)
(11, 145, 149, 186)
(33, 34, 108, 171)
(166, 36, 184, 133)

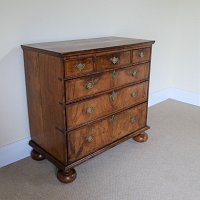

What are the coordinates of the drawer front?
(66, 73, 111, 101)
(96, 50, 131, 71)
(133, 48, 151, 63)
(67, 81, 148, 129)
(66, 63, 150, 101)
(68, 103, 147, 163)
(112, 63, 149, 89)
(65, 56, 94, 77)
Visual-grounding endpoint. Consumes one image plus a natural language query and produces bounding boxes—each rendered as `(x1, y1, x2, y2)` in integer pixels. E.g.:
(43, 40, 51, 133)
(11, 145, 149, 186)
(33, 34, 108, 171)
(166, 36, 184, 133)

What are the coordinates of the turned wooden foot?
(31, 149, 45, 161)
(57, 168, 77, 183)
(133, 132, 148, 143)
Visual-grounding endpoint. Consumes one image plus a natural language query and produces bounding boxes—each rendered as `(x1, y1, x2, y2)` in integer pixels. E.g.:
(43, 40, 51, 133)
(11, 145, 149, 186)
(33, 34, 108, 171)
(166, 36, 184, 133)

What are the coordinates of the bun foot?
(57, 168, 77, 184)
(133, 132, 148, 143)
(31, 149, 45, 161)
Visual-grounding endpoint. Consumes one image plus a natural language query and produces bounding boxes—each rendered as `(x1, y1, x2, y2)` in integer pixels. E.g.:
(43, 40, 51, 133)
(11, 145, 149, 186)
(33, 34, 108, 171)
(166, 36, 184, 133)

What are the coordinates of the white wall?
(0, 0, 198, 148)
(169, 0, 200, 95)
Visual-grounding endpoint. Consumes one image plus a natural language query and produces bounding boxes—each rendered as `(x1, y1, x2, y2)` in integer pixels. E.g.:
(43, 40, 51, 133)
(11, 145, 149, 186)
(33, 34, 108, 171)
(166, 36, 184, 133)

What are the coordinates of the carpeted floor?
(1, 99, 200, 200)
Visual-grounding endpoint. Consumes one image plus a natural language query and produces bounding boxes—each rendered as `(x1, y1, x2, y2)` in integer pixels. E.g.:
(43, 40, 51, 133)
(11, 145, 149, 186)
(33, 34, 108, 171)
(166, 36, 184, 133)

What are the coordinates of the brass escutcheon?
(84, 106, 94, 114)
(131, 92, 138, 98)
(85, 135, 93, 143)
(110, 91, 117, 101)
(132, 70, 138, 77)
(110, 56, 119, 65)
(111, 115, 116, 123)
(138, 49, 145, 58)
(111, 70, 118, 80)
(130, 115, 136, 124)
(75, 63, 85, 71)
(85, 82, 94, 89)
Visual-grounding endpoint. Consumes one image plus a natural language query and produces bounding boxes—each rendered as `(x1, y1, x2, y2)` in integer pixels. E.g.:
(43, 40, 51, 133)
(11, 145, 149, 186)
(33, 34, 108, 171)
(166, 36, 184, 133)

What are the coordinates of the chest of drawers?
(22, 37, 155, 183)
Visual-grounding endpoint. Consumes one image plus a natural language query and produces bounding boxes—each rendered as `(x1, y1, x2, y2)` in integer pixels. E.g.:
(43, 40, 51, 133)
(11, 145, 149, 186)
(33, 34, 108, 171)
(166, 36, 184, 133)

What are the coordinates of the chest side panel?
(23, 50, 66, 163)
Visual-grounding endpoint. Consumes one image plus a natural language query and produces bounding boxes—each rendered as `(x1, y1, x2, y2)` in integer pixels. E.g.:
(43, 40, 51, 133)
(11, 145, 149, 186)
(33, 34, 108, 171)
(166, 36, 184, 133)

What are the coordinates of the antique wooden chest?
(22, 37, 155, 183)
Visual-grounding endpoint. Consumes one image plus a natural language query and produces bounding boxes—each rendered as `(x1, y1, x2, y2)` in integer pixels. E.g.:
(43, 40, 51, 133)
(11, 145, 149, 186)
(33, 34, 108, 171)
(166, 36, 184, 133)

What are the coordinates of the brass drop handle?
(130, 115, 136, 124)
(85, 82, 95, 89)
(75, 63, 85, 71)
(138, 50, 145, 58)
(110, 91, 117, 101)
(111, 70, 118, 80)
(84, 106, 94, 114)
(85, 135, 93, 143)
(132, 70, 138, 77)
(131, 92, 138, 98)
(111, 115, 116, 123)
(110, 56, 119, 64)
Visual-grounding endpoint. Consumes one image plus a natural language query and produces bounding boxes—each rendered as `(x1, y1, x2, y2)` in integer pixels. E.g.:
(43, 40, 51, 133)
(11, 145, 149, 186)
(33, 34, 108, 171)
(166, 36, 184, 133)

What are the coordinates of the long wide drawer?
(66, 63, 150, 101)
(68, 103, 147, 163)
(67, 81, 148, 129)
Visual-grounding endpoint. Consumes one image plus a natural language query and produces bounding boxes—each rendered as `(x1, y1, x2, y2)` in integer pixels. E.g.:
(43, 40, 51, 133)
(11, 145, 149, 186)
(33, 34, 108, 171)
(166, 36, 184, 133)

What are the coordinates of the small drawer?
(96, 50, 131, 71)
(64, 56, 94, 77)
(68, 103, 147, 163)
(67, 81, 148, 129)
(133, 48, 151, 63)
(66, 63, 150, 101)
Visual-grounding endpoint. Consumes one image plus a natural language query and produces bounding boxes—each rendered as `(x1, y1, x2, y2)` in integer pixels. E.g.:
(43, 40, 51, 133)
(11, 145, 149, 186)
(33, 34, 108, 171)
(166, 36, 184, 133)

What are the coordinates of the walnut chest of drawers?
(22, 37, 155, 183)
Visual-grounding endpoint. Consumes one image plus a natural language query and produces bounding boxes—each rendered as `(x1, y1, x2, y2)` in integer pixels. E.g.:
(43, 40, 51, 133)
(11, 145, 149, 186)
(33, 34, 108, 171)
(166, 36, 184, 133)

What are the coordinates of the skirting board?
(0, 137, 31, 168)
(0, 87, 199, 168)
(149, 87, 200, 107)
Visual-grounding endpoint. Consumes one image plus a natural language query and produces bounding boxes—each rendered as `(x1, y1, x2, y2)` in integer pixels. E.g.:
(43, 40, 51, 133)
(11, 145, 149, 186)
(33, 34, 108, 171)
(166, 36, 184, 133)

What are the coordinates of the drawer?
(114, 63, 149, 87)
(68, 103, 147, 163)
(66, 63, 150, 101)
(64, 55, 94, 77)
(67, 81, 148, 129)
(133, 48, 151, 63)
(66, 73, 111, 101)
(96, 50, 131, 71)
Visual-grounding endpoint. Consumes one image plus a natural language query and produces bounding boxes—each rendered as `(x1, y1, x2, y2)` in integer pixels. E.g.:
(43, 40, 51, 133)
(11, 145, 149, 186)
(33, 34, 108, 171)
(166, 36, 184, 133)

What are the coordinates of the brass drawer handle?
(110, 56, 119, 64)
(131, 92, 138, 98)
(138, 50, 145, 58)
(85, 82, 95, 89)
(110, 91, 117, 101)
(85, 135, 93, 143)
(75, 63, 85, 71)
(130, 115, 136, 124)
(132, 70, 138, 77)
(84, 106, 94, 114)
(111, 70, 118, 80)
(111, 115, 116, 123)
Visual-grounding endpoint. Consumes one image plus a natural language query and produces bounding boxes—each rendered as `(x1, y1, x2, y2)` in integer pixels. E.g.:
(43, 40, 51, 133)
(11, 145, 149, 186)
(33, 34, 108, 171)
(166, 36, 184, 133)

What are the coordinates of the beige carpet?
(1, 99, 200, 200)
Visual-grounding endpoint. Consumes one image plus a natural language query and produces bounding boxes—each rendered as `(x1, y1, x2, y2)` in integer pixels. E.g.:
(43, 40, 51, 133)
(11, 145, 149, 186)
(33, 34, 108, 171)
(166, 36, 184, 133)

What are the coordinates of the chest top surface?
(21, 36, 155, 55)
